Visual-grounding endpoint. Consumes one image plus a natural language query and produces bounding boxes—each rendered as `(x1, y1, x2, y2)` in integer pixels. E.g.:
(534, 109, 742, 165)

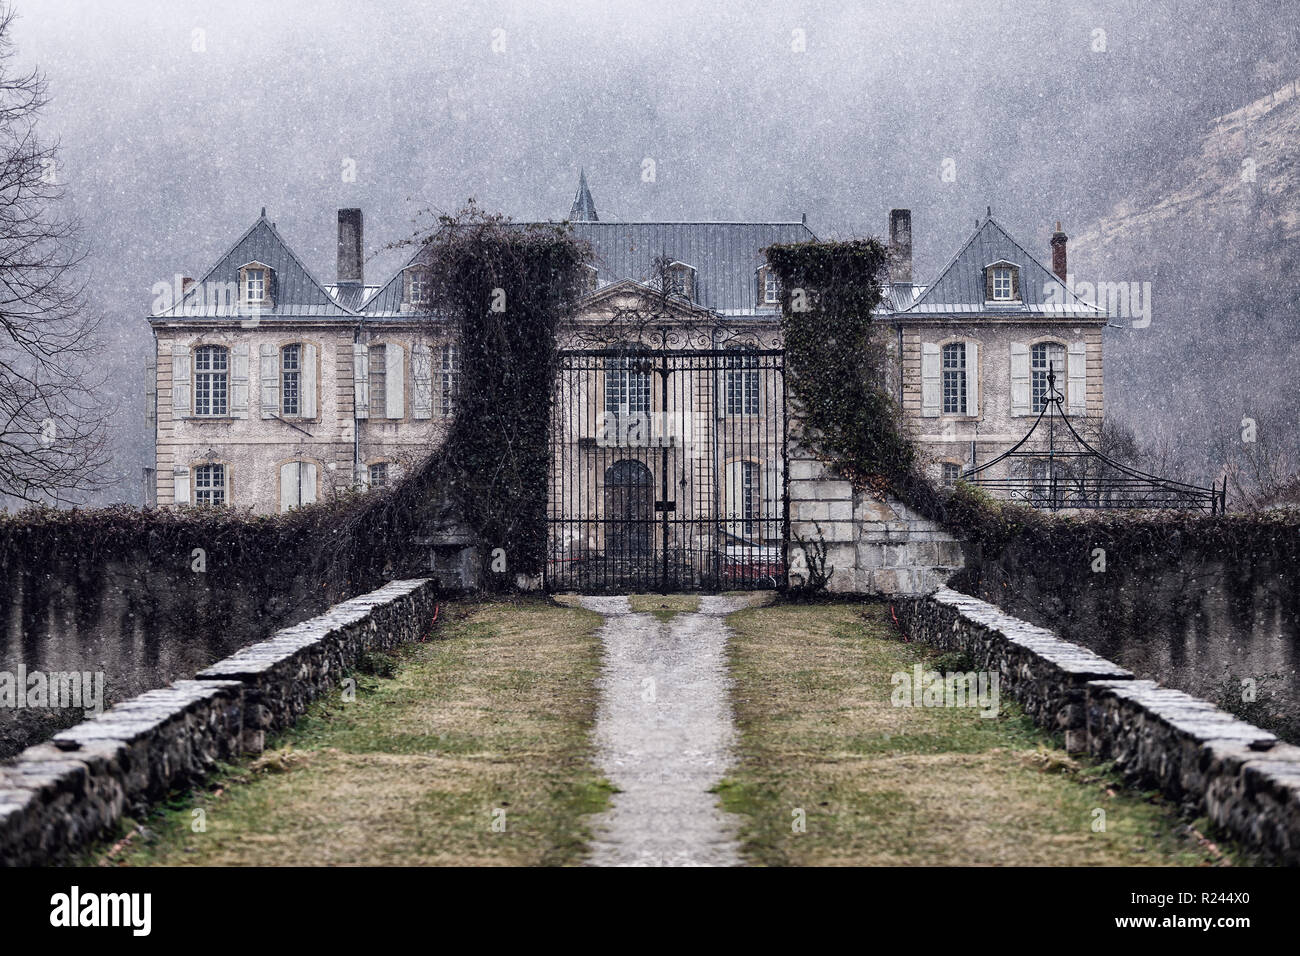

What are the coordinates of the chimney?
(1051, 221, 1067, 282)
(337, 208, 363, 286)
(888, 208, 912, 284)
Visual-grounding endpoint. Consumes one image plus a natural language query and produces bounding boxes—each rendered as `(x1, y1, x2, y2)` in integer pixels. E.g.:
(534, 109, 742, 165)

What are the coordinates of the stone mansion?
(146, 176, 1106, 514)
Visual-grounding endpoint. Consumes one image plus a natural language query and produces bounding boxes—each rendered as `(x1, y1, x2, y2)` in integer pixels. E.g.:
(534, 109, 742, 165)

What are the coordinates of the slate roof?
(565, 220, 817, 315)
(152, 213, 354, 319)
(893, 215, 1104, 319)
(152, 196, 1100, 325)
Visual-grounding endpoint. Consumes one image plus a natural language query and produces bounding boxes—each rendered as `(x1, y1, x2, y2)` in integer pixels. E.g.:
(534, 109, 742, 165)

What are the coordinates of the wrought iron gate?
(546, 348, 788, 592)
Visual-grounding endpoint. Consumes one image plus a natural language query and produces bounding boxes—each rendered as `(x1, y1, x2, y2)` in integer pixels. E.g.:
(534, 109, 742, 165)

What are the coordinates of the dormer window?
(410, 270, 429, 305)
(992, 268, 1012, 300)
(757, 266, 780, 306)
(239, 262, 273, 308)
(985, 260, 1020, 303)
(404, 267, 430, 310)
(664, 261, 695, 301)
(245, 269, 265, 302)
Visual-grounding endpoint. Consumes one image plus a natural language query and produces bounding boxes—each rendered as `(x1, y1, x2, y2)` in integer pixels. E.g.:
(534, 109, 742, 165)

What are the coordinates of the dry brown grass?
(90, 600, 611, 867)
(717, 601, 1248, 867)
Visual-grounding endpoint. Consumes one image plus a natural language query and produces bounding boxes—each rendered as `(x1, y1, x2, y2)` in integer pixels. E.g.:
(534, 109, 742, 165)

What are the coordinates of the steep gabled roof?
(359, 244, 438, 317)
(153, 212, 356, 319)
(898, 216, 1104, 318)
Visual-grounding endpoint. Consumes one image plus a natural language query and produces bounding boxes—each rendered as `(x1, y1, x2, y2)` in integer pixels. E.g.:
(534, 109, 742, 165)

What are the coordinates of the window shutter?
(725, 460, 744, 539)
(171, 349, 191, 418)
(145, 356, 157, 430)
(279, 461, 299, 513)
(353, 343, 369, 419)
(173, 466, 190, 504)
(1010, 267, 1020, 301)
(920, 343, 940, 418)
(230, 343, 250, 418)
(1010, 343, 1031, 416)
(302, 344, 318, 419)
(385, 342, 404, 419)
(1067, 341, 1087, 416)
(964, 341, 979, 417)
(984, 268, 994, 301)
(411, 343, 433, 419)
(259, 344, 278, 419)
(301, 462, 318, 505)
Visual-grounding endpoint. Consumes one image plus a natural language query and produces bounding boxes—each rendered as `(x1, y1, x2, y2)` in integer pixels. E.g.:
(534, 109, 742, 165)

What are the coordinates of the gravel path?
(582, 595, 751, 867)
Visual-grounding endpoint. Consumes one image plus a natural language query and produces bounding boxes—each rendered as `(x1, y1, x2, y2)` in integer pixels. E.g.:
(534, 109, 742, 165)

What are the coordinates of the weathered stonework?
(898, 587, 1300, 865)
(900, 587, 1131, 750)
(0, 578, 435, 867)
(788, 446, 966, 595)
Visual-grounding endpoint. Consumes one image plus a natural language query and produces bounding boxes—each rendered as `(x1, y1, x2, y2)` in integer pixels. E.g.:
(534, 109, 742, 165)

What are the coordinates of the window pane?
(195, 463, 226, 506)
(282, 344, 300, 416)
(1031, 343, 1066, 411)
(369, 346, 387, 418)
(941, 343, 966, 414)
(725, 352, 760, 415)
(440, 344, 459, 416)
(194, 345, 228, 416)
(605, 356, 651, 414)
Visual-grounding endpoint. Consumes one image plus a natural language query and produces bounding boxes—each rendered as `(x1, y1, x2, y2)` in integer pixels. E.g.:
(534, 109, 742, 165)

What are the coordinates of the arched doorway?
(604, 459, 653, 557)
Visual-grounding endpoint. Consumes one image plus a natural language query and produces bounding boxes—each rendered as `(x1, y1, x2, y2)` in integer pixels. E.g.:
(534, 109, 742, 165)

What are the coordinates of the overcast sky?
(9, 0, 1298, 499)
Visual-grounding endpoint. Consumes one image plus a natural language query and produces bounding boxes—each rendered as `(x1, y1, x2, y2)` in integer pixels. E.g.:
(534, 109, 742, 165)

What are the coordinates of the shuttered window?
(194, 346, 228, 417)
(941, 343, 966, 414)
(1031, 342, 1066, 412)
(279, 460, 318, 513)
(369, 346, 387, 419)
(281, 344, 300, 416)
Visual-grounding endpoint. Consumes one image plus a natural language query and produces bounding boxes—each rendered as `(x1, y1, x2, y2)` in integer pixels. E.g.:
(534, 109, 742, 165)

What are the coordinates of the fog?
(10, 0, 1299, 503)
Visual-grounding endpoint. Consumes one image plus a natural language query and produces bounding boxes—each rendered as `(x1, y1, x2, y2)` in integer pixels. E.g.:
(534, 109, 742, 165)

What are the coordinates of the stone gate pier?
(787, 448, 965, 595)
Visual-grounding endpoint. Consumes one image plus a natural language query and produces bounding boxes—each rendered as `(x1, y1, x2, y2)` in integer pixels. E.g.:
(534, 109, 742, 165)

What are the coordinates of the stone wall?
(0, 578, 436, 866)
(951, 548, 1300, 744)
(787, 446, 965, 595)
(898, 587, 1300, 864)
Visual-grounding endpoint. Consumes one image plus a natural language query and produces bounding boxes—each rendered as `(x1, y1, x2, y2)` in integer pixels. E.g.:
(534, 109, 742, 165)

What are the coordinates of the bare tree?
(0, 4, 108, 505)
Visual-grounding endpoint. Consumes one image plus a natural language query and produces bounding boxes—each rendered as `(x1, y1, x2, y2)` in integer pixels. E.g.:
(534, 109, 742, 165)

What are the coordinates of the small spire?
(261, 206, 267, 218)
(569, 169, 598, 222)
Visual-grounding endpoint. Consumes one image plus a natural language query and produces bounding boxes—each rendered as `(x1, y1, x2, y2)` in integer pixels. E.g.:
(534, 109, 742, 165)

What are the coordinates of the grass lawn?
(717, 601, 1254, 866)
(86, 599, 612, 866)
(625, 593, 701, 621)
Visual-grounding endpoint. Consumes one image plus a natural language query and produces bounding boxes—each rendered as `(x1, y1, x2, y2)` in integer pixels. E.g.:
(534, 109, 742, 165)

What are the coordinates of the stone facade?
(880, 213, 1109, 487)
(0, 578, 435, 866)
(891, 319, 1105, 483)
(152, 318, 452, 511)
(899, 587, 1300, 864)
